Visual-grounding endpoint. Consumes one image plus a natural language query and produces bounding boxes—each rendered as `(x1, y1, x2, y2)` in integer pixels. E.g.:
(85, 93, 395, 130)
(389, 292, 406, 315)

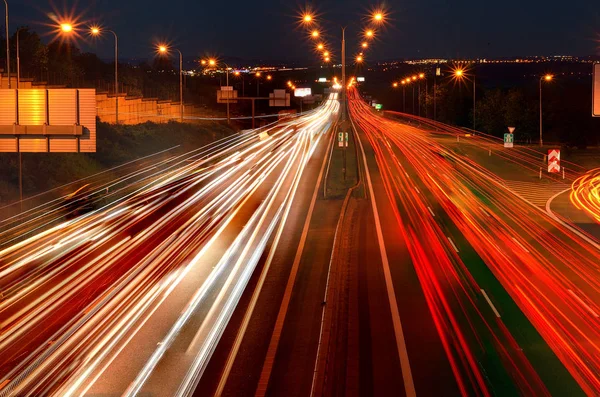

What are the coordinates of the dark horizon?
(5, 0, 600, 62)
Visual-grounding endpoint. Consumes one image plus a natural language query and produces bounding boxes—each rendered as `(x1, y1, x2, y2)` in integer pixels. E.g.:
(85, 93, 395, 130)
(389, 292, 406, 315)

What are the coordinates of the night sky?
(8, 0, 600, 61)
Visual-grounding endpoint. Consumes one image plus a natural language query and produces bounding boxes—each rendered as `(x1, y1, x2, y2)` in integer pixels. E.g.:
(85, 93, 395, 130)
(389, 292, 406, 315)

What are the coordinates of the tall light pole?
(3, 0, 10, 88)
(401, 80, 406, 112)
(91, 27, 119, 124)
(341, 26, 346, 121)
(255, 71, 261, 97)
(158, 45, 184, 122)
(539, 74, 553, 147)
(204, 59, 232, 124)
(16, 27, 21, 88)
(454, 68, 475, 130)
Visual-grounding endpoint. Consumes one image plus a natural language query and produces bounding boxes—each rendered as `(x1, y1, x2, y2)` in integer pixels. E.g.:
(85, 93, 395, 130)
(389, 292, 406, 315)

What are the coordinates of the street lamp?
(356, 55, 363, 63)
(157, 44, 184, 122)
(539, 74, 553, 147)
(361, 42, 368, 49)
(418, 73, 426, 117)
(454, 68, 476, 130)
(365, 29, 374, 39)
(91, 27, 119, 124)
(61, 23, 73, 33)
(311, 30, 319, 38)
(3, 0, 10, 88)
(203, 58, 233, 124)
(255, 71, 261, 96)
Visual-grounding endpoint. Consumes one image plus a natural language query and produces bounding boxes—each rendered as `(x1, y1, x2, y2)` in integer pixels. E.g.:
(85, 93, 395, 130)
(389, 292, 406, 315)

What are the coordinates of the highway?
(347, 88, 600, 395)
(0, 94, 339, 396)
(2, 87, 600, 397)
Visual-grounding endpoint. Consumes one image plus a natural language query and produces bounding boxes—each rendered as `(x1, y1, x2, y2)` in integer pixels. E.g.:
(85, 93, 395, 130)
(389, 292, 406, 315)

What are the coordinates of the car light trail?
(348, 88, 600, 395)
(0, 95, 339, 396)
(570, 169, 600, 223)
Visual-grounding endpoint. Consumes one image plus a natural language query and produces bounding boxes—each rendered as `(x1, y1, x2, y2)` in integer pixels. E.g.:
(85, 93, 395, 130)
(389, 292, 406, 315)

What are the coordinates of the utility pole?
(341, 27, 346, 121)
(3, 0, 10, 88)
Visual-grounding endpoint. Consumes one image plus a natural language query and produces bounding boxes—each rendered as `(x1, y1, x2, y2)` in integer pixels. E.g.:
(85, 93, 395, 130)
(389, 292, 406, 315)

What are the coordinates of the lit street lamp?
(202, 58, 233, 124)
(539, 74, 553, 147)
(454, 68, 476, 130)
(3, 0, 10, 88)
(91, 27, 119, 124)
(158, 44, 184, 122)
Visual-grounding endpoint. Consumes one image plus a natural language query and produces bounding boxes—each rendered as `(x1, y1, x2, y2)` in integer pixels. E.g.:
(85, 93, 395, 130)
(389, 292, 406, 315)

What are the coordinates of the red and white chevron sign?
(548, 149, 560, 173)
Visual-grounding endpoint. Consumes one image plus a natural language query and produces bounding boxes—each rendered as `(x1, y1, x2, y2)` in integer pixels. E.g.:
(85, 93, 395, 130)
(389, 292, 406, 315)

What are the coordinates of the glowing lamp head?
(90, 27, 100, 35)
(419, 73, 425, 79)
(401, 80, 406, 85)
(455, 69, 464, 77)
(287, 81, 292, 86)
(61, 23, 73, 33)
(323, 51, 329, 57)
(256, 72, 261, 77)
(267, 75, 272, 80)
(374, 12, 384, 22)
(362, 42, 368, 48)
(208, 59, 217, 66)
(544, 74, 553, 81)
(303, 14, 313, 23)
(393, 82, 398, 88)
(324, 56, 330, 62)
(356, 56, 363, 62)
(234, 71, 240, 76)
(365, 30, 374, 38)
(311, 30, 319, 38)
(317, 43, 324, 50)
(412, 76, 417, 81)
(158, 45, 168, 53)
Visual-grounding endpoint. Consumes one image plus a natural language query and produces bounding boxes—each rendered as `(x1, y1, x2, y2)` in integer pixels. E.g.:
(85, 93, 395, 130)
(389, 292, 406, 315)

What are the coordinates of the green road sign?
(504, 133, 514, 148)
(375, 104, 383, 110)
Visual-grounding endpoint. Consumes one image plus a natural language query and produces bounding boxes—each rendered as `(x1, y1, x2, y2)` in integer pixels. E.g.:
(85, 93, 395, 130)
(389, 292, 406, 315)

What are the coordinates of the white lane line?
(414, 187, 420, 194)
(353, 118, 416, 397)
(478, 206, 491, 217)
(255, 129, 333, 397)
(447, 237, 459, 253)
(511, 237, 530, 253)
(405, 172, 410, 178)
(427, 207, 435, 217)
(481, 289, 501, 318)
(567, 289, 600, 318)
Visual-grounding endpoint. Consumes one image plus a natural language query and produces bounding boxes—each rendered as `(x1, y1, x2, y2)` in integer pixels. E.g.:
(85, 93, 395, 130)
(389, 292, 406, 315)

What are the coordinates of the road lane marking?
(481, 289, 501, 318)
(567, 289, 600, 318)
(447, 237, 459, 253)
(511, 237, 530, 253)
(353, 119, 417, 397)
(414, 187, 420, 194)
(427, 207, 435, 217)
(478, 206, 491, 217)
(254, 128, 334, 397)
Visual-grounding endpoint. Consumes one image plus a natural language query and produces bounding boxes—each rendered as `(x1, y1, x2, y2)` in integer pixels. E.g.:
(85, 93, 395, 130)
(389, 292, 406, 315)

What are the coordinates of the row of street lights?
(392, 67, 554, 146)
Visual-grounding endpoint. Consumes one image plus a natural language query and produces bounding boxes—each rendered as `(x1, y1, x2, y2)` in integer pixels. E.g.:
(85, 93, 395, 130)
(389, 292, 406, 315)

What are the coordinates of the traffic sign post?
(504, 129, 514, 148)
(593, 63, 600, 117)
(548, 149, 561, 173)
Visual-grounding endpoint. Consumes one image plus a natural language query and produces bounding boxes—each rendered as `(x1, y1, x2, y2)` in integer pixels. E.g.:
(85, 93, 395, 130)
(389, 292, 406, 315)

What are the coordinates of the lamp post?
(91, 27, 119, 124)
(16, 27, 22, 88)
(454, 68, 476, 130)
(3, 0, 10, 88)
(401, 80, 406, 112)
(158, 45, 183, 122)
(204, 59, 232, 124)
(539, 74, 553, 147)
(255, 71, 261, 97)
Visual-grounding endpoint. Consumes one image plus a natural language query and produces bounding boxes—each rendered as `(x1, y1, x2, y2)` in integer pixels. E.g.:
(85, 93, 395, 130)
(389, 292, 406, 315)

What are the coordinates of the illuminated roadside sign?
(0, 89, 96, 153)
(294, 88, 312, 97)
(594, 63, 600, 117)
(357, 77, 365, 82)
(318, 77, 327, 83)
(375, 104, 383, 111)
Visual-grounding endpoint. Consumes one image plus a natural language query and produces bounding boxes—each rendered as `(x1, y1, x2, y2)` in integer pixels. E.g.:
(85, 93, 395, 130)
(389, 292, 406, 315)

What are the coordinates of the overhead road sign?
(269, 89, 290, 107)
(217, 88, 238, 103)
(294, 88, 312, 97)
